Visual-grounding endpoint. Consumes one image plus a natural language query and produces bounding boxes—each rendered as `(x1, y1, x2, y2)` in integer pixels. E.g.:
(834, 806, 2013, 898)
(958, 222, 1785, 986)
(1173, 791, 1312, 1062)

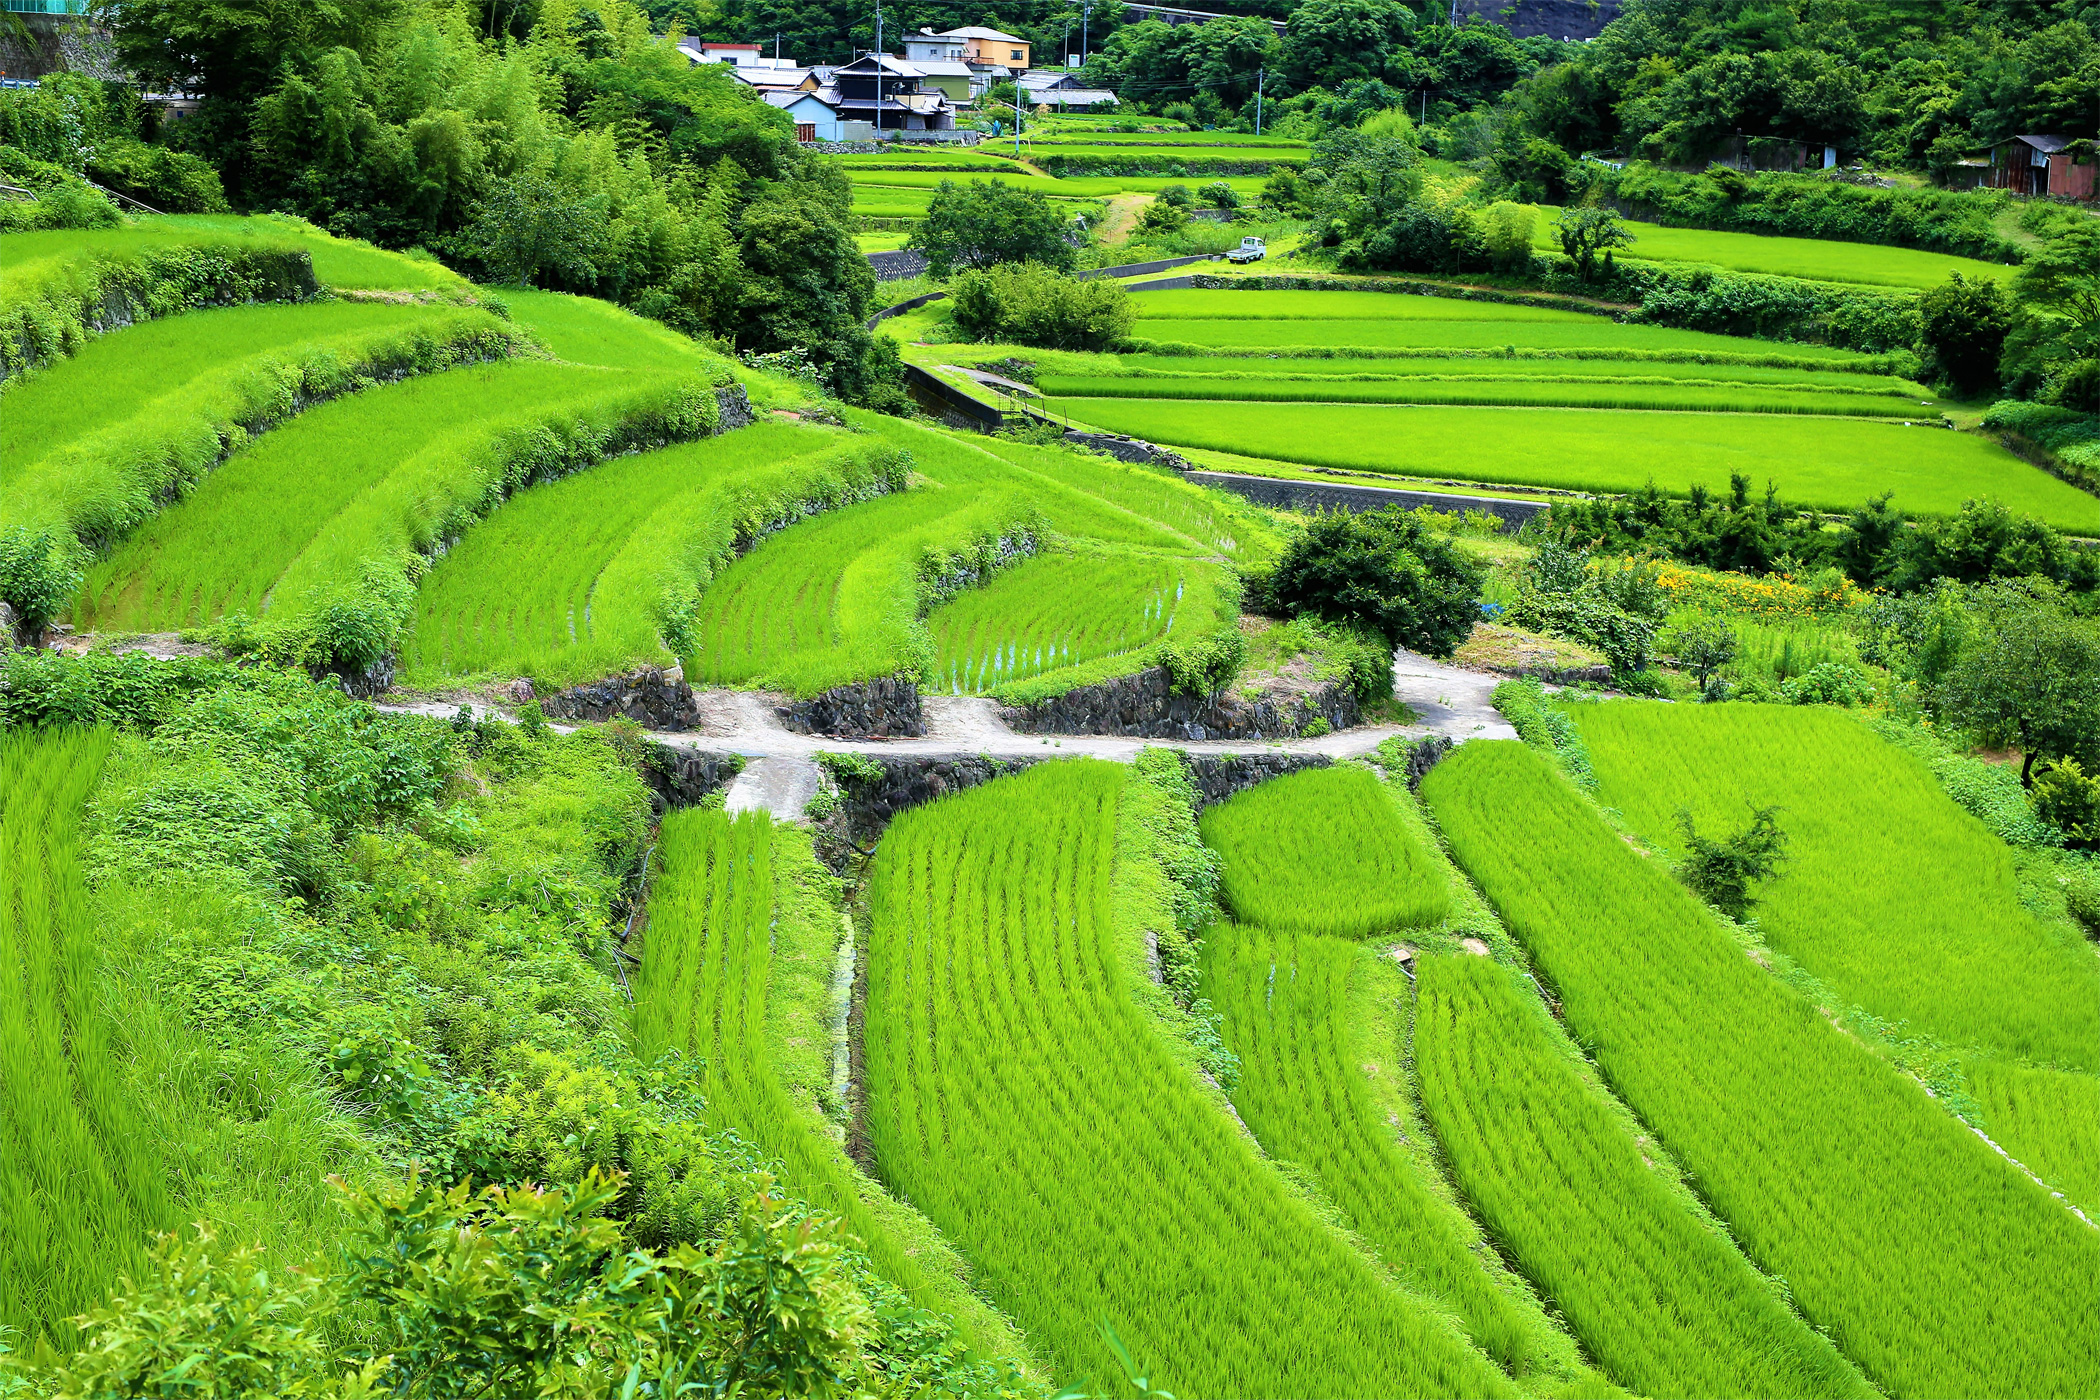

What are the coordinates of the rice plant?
(1420, 740, 2100, 1398)
(1200, 767, 1451, 936)
(865, 761, 1515, 1397)
(1967, 1059, 2100, 1217)
(0, 215, 462, 292)
(1049, 398, 2096, 530)
(1198, 925, 1565, 1379)
(0, 727, 171, 1344)
(1114, 353, 1915, 391)
(1129, 315, 1892, 359)
(1414, 952, 1874, 1399)
(1568, 702, 2100, 1070)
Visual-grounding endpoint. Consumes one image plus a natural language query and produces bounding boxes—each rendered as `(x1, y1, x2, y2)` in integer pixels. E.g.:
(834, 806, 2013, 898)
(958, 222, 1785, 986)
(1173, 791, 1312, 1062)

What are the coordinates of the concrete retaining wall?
(1186, 471, 1549, 531)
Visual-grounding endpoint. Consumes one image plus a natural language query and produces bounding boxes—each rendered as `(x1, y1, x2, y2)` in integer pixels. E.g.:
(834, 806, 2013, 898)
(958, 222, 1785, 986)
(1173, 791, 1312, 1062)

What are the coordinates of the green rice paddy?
(0, 215, 464, 291)
(1040, 372, 1927, 416)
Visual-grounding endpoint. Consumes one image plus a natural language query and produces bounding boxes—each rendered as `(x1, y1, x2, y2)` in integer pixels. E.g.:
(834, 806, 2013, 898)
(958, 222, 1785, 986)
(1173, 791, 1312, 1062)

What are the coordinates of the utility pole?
(1014, 88, 1023, 158)
(874, 0, 883, 141)
(1254, 66, 1264, 135)
(1082, 0, 1090, 67)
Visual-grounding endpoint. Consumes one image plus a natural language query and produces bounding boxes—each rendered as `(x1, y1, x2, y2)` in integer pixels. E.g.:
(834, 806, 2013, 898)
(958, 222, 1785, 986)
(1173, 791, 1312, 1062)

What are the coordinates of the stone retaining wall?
(1182, 751, 1333, 807)
(714, 382, 756, 431)
(541, 665, 703, 730)
(776, 676, 924, 738)
(1062, 432, 1192, 469)
(1000, 666, 1361, 741)
(640, 745, 742, 810)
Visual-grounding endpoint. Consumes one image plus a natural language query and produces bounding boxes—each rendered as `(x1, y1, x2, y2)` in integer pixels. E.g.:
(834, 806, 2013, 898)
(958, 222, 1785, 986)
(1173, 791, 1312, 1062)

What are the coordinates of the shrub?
(1159, 625, 1247, 698)
(1918, 273, 2013, 398)
(1266, 508, 1484, 659)
(1199, 180, 1240, 210)
(2033, 759, 2100, 850)
(1674, 805, 1788, 920)
(1480, 201, 1537, 272)
(947, 264, 1135, 351)
(0, 526, 80, 643)
(1136, 198, 1189, 235)
(85, 138, 229, 213)
(1779, 661, 1876, 707)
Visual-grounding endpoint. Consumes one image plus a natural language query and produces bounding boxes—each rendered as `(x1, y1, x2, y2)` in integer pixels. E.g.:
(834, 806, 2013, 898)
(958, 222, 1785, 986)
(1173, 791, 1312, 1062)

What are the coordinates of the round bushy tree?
(1265, 508, 1485, 658)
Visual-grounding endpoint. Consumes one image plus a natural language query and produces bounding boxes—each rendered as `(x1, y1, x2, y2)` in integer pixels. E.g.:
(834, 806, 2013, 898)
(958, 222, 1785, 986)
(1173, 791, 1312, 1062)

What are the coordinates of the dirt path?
(1096, 193, 1149, 246)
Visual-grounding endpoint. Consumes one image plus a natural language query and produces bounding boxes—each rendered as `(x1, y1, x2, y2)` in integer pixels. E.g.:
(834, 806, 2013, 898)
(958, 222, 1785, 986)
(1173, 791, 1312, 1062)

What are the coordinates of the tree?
(1264, 507, 1484, 658)
(1675, 805, 1788, 920)
(100, 0, 400, 104)
(948, 263, 1133, 351)
(1667, 616, 1739, 693)
(1553, 203, 1634, 281)
(1917, 272, 2014, 398)
(907, 178, 1076, 278)
(459, 171, 618, 288)
(1938, 600, 2100, 786)
(2011, 222, 2100, 361)
(1479, 200, 1536, 271)
(1279, 0, 1415, 93)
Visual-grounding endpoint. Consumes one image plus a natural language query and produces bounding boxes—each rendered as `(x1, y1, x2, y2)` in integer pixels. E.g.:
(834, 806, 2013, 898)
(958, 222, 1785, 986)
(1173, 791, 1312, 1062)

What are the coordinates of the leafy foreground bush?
(40, 1170, 873, 1399)
(948, 263, 1135, 352)
(1256, 506, 1484, 658)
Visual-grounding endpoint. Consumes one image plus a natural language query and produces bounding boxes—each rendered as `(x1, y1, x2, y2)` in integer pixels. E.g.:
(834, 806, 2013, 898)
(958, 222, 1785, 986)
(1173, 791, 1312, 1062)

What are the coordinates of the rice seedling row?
(1567, 703, 2100, 1070)
(842, 170, 1267, 198)
(632, 809, 1025, 1363)
(0, 727, 170, 1345)
(1051, 398, 2098, 530)
(1419, 740, 2100, 1398)
(79, 361, 694, 632)
(1200, 767, 1451, 937)
(0, 214, 463, 292)
(1413, 953, 1874, 1399)
(403, 421, 862, 685)
(1133, 290, 1609, 324)
(1038, 373, 1928, 417)
(864, 761, 1515, 1397)
(1198, 925, 1560, 1378)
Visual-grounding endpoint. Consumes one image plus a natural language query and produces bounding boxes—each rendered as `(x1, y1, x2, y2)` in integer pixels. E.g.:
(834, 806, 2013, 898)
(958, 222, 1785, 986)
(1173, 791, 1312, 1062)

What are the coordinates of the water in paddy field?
(946, 576, 1187, 695)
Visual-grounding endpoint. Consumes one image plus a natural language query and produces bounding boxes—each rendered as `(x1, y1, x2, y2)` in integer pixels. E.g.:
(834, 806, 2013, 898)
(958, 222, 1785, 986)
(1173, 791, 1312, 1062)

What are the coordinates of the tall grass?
(632, 809, 1034, 1369)
(1420, 740, 2100, 1398)
(1568, 703, 2100, 1070)
(865, 761, 1515, 1397)
(1051, 398, 2098, 530)
(1039, 372, 1923, 417)
(1200, 767, 1451, 936)
(0, 727, 172, 1345)
(80, 362, 700, 632)
(402, 423, 897, 685)
(1414, 952, 1874, 1399)
(1199, 925, 1567, 1379)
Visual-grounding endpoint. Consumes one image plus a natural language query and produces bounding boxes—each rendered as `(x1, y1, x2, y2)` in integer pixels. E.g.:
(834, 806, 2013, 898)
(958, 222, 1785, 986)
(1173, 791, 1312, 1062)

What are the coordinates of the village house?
(828, 54, 956, 133)
(1980, 134, 2098, 200)
(1018, 69, 1118, 110)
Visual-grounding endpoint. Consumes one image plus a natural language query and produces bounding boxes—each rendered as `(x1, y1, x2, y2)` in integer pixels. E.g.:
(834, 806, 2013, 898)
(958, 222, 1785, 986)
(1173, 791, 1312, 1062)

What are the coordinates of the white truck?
(1226, 236, 1266, 264)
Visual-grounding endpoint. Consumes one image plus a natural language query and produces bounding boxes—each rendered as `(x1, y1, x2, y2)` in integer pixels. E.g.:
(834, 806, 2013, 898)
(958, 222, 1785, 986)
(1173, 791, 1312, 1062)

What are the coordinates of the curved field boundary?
(0, 728, 168, 1346)
(633, 808, 1038, 1373)
(78, 362, 717, 640)
(0, 234, 317, 381)
(864, 760, 1518, 1396)
(1415, 953, 1874, 1398)
(1420, 740, 2100, 1398)
(404, 424, 906, 687)
(1567, 702, 2100, 1072)
(1039, 373, 1931, 418)
(7, 305, 531, 557)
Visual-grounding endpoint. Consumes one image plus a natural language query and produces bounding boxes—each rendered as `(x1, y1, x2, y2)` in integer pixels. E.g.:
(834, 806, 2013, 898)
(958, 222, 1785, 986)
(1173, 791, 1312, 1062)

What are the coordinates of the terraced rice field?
(78, 361, 696, 631)
(0, 728, 168, 1345)
(404, 421, 865, 685)
(0, 215, 464, 291)
(865, 761, 1514, 1397)
(926, 552, 1224, 695)
(1422, 740, 2100, 1398)
(1567, 703, 2100, 1070)
(1040, 371, 1926, 416)
(1200, 925, 1563, 1379)
(1966, 1061, 2100, 1216)
(1526, 208, 2017, 289)
(634, 808, 1025, 1363)
(1199, 766, 1450, 935)
(1054, 397, 2096, 528)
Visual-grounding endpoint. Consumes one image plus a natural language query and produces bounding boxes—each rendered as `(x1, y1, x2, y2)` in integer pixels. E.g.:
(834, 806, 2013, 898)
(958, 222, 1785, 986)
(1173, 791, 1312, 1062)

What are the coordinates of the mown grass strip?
(635, 808, 1037, 1371)
(1201, 767, 1451, 936)
(1052, 397, 2100, 530)
(1420, 740, 2100, 1398)
(0, 727, 170, 1346)
(1568, 703, 2100, 1070)
(1415, 952, 1875, 1399)
(866, 760, 1516, 1397)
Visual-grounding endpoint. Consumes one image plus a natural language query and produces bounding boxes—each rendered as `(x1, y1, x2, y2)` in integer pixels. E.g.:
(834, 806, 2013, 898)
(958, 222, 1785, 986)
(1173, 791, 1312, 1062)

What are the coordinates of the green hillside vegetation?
(1567, 703, 2100, 1072)
(865, 760, 1516, 1397)
(1414, 953, 1876, 1399)
(1422, 740, 2100, 1398)
(1200, 766, 1451, 935)
(0, 217, 464, 294)
(1523, 209, 2018, 290)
